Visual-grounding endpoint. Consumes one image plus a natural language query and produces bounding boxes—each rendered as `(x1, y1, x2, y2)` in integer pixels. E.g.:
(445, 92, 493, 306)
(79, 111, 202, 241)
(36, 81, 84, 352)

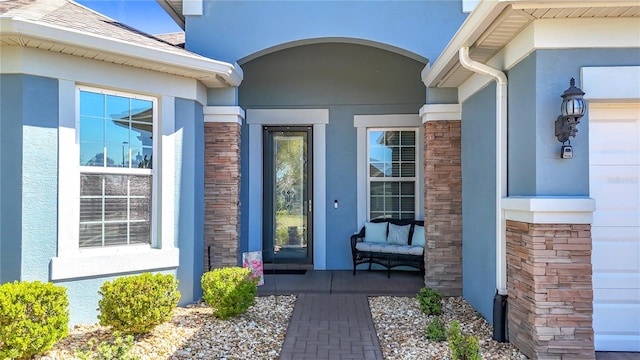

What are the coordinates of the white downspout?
(458, 47, 508, 295)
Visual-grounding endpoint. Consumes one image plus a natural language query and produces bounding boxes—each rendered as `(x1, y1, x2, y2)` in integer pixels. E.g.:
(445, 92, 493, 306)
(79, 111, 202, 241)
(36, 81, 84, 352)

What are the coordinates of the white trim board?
(245, 109, 328, 270)
(203, 106, 245, 124)
(501, 196, 595, 224)
(419, 104, 461, 122)
(582, 66, 640, 101)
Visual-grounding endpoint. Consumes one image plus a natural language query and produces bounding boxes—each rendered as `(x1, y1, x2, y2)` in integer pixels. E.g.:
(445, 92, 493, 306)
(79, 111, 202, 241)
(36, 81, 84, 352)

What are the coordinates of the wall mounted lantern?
(555, 78, 586, 159)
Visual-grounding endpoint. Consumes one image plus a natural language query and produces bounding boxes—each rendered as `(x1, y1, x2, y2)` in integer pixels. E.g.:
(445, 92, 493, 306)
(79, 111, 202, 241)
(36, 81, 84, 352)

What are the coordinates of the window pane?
(401, 163, 415, 177)
(105, 119, 130, 146)
(130, 198, 151, 221)
(401, 131, 415, 146)
(105, 199, 127, 220)
(130, 176, 151, 196)
(369, 131, 384, 149)
(401, 181, 415, 195)
(80, 143, 105, 166)
(80, 91, 104, 117)
(370, 182, 384, 195)
(80, 198, 102, 222)
(80, 174, 151, 248)
(400, 147, 415, 162)
(384, 182, 399, 195)
(80, 174, 102, 196)
(370, 196, 384, 212)
(80, 117, 104, 143)
(399, 212, 414, 220)
(370, 162, 385, 177)
(386, 131, 400, 146)
(131, 99, 153, 124)
(104, 223, 128, 246)
(106, 95, 130, 121)
(129, 222, 151, 245)
(400, 197, 415, 211)
(80, 91, 153, 170)
(79, 223, 102, 247)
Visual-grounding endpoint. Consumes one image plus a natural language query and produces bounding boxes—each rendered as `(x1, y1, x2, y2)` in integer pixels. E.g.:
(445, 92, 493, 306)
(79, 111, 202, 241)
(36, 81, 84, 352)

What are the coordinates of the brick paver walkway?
(279, 294, 383, 360)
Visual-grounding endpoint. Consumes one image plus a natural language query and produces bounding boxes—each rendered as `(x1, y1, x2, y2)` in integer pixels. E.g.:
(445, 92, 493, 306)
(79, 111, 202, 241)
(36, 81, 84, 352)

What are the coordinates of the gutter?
(458, 47, 508, 296)
(0, 16, 242, 87)
(458, 46, 508, 342)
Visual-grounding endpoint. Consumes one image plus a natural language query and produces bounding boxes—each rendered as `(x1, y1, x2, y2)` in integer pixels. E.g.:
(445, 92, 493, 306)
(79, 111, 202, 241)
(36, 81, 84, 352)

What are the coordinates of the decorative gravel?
(39, 295, 525, 359)
(369, 296, 525, 360)
(39, 295, 296, 360)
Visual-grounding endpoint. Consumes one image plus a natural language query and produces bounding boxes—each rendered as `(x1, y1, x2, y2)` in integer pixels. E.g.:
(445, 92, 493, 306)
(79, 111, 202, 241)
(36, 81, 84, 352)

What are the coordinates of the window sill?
(50, 247, 180, 281)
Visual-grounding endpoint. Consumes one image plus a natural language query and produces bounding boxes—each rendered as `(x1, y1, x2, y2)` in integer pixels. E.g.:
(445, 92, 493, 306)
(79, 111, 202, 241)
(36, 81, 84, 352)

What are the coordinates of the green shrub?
(201, 267, 258, 319)
(416, 287, 442, 315)
(75, 332, 138, 360)
(447, 320, 481, 360)
(426, 317, 447, 342)
(0, 281, 69, 360)
(98, 273, 179, 334)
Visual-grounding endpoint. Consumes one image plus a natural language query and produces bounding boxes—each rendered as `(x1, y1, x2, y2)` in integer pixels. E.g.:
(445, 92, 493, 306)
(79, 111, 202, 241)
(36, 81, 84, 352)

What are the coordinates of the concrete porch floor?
(257, 270, 638, 360)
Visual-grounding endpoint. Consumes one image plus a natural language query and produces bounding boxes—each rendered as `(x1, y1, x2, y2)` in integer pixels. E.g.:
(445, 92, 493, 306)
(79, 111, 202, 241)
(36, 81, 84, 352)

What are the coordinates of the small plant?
(0, 280, 69, 360)
(447, 320, 482, 360)
(425, 316, 447, 342)
(201, 267, 258, 319)
(75, 332, 139, 360)
(416, 287, 442, 315)
(98, 273, 180, 334)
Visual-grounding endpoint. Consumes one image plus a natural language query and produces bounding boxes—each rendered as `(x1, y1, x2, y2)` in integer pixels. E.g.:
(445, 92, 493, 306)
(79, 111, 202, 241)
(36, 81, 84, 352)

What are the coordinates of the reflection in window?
(368, 129, 416, 220)
(79, 91, 153, 169)
(78, 89, 154, 248)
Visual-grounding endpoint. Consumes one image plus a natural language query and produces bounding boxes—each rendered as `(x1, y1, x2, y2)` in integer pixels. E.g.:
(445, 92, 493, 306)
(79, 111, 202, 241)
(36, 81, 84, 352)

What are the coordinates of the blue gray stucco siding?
(508, 48, 640, 196)
(0, 74, 25, 283)
(175, 98, 205, 304)
(461, 82, 497, 323)
(185, 0, 467, 64)
(0, 74, 59, 283)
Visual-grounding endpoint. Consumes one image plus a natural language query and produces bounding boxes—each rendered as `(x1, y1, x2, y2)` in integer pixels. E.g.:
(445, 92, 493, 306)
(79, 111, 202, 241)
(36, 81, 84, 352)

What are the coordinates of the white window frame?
(354, 114, 424, 227)
(51, 83, 178, 281)
(366, 128, 419, 221)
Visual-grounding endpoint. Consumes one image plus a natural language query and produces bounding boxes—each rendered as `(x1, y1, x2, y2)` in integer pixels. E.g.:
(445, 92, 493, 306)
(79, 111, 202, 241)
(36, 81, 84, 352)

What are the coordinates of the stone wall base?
(506, 220, 595, 360)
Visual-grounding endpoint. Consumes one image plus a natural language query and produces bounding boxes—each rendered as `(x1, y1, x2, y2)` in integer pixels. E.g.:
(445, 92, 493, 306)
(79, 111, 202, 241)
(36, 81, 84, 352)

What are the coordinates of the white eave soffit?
(423, 0, 640, 89)
(0, 16, 242, 88)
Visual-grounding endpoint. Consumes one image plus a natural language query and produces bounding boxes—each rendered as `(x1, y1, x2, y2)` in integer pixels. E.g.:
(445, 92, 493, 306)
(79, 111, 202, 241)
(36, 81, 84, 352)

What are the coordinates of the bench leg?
(368, 260, 372, 271)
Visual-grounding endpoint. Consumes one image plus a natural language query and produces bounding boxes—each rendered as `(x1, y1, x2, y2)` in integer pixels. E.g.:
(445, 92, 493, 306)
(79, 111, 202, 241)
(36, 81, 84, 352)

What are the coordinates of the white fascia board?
(501, 196, 596, 224)
(423, 0, 640, 88)
(422, 0, 508, 87)
(0, 17, 242, 87)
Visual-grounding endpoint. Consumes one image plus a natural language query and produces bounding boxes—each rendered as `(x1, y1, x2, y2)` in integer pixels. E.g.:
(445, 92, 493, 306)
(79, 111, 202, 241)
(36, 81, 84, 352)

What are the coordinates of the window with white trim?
(367, 129, 417, 220)
(78, 88, 155, 248)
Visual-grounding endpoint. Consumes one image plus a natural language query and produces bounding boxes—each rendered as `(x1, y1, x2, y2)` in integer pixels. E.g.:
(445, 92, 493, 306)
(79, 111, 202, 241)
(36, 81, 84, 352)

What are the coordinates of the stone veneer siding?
(423, 120, 462, 296)
(506, 220, 595, 360)
(204, 122, 241, 271)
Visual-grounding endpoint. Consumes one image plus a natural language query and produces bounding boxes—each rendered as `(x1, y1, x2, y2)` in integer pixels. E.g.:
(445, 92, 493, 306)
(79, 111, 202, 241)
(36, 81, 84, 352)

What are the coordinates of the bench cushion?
(387, 223, 411, 245)
(412, 224, 425, 246)
(364, 221, 387, 243)
(356, 241, 424, 256)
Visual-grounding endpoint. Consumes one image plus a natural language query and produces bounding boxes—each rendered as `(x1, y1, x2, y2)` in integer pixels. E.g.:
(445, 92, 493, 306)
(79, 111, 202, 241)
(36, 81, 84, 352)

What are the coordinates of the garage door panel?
(592, 240, 640, 273)
(590, 166, 640, 227)
(589, 103, 640, 351)
(589, 119, 640, 165)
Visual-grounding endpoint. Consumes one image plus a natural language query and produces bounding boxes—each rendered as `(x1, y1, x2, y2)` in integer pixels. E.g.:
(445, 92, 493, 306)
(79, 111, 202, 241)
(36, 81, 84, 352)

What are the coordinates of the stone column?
(503, 197, 596, 360)
(420, 104, 462, 296)
(203, 106, 245, 271)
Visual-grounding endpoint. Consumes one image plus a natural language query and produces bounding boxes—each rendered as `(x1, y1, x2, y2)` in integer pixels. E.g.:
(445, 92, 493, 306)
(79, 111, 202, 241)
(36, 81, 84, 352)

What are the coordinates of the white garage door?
(589, 103, 640, 351)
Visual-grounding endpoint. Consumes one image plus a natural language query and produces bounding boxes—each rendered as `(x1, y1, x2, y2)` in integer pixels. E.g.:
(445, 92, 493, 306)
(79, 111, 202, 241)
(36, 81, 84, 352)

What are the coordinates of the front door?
(263, 126, 313, 264)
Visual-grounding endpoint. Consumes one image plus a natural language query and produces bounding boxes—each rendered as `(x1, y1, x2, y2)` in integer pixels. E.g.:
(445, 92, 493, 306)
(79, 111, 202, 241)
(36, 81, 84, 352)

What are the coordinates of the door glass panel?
(264, 127, 312, 263)
(273, 133, 307, 259)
